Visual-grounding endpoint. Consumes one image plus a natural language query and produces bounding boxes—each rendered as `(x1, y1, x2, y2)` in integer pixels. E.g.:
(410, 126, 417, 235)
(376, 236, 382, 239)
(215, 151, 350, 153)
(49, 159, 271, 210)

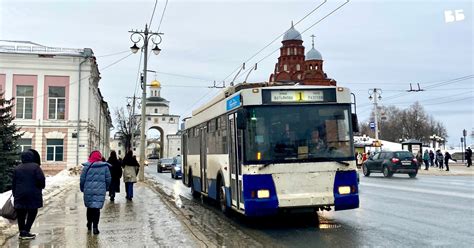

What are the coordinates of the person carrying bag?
(1, 194, 17, 220)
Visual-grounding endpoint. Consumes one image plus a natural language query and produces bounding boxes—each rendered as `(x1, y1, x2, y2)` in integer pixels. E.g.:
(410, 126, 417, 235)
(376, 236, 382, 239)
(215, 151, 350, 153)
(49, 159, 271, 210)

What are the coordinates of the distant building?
(269, 23, 336, 86)
(0, 40, 112, 173)
(132, 81, 181, 159)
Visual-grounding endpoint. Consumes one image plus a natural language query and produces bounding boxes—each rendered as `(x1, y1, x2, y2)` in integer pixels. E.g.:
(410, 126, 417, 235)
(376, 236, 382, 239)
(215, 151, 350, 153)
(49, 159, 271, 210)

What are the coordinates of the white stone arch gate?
(146, 126, 164, 158)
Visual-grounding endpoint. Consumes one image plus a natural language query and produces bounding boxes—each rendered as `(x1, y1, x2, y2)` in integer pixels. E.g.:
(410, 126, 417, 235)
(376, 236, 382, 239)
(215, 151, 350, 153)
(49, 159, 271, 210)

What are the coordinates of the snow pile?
(1, 168, 78, 236)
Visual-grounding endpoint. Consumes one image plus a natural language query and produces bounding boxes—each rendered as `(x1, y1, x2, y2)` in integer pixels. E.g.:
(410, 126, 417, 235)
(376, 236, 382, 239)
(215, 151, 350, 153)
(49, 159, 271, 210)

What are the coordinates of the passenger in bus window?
(309, 130, 327, 157)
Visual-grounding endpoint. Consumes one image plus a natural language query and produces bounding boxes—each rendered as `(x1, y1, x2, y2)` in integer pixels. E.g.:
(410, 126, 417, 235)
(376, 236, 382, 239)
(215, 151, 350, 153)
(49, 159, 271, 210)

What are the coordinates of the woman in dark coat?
(107, 151, 122, 201)
(80, 151, 111, 235)
(12, 149, 45, 240)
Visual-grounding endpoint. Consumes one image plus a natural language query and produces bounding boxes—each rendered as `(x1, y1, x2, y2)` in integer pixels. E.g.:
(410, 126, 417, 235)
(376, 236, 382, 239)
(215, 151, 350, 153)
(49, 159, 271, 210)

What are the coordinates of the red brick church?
(269, 23, 336, 86)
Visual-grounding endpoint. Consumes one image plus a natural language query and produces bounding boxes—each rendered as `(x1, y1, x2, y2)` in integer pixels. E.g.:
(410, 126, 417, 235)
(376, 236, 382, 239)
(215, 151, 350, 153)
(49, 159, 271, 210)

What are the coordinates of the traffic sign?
(369, 122, 375, 130)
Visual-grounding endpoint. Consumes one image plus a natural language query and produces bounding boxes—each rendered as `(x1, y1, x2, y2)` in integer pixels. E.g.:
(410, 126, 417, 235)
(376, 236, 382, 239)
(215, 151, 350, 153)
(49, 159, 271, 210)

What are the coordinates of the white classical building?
(0, 40, 112, 173)
(132, 81, 181, 159)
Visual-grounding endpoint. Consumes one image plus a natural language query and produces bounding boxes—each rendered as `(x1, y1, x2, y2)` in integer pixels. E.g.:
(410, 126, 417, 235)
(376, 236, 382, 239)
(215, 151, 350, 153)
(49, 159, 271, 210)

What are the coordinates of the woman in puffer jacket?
(80, 151, 111, 235)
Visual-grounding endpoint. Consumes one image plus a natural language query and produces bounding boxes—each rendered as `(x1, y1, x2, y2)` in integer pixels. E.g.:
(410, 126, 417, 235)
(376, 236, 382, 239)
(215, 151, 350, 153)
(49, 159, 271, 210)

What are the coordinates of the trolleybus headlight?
(257, 189, 270, 198)
(338, 186, 351, 195)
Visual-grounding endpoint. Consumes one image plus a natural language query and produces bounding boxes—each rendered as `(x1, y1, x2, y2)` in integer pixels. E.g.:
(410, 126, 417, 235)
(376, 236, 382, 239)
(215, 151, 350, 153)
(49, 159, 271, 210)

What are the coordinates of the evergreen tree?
(0, 93, 21, 193)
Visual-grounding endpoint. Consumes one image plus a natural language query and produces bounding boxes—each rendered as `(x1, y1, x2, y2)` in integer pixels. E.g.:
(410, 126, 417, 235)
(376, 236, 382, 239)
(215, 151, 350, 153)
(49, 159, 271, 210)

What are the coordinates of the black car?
(157, 158, 175, 173)
(362, 151, 418, 178)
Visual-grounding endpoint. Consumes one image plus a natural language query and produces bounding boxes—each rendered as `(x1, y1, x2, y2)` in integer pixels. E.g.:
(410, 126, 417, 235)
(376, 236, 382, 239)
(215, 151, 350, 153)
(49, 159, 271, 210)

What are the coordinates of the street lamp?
(129, 24, 163, 182)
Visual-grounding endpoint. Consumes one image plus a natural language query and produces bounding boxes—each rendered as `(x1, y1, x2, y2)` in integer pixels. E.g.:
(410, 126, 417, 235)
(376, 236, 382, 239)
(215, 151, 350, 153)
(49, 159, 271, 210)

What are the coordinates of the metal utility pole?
(126, 95, 139, 149)
(368, 88, 382, 141)
(129, 24, 163, 181)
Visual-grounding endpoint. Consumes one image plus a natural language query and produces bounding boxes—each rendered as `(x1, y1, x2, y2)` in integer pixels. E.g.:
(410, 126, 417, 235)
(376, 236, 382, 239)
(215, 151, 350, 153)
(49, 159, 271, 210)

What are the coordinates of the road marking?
(361, 182, 474, 199)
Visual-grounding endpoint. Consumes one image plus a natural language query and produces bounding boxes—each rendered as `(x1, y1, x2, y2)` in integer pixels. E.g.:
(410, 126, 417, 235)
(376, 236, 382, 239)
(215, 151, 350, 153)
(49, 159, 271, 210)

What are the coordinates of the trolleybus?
(182, 82, 359, 216)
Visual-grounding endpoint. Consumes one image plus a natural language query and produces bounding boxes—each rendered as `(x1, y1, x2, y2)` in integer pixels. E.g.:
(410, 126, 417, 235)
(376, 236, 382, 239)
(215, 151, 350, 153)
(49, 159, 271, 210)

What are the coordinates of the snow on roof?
(0, 40, 88, 56)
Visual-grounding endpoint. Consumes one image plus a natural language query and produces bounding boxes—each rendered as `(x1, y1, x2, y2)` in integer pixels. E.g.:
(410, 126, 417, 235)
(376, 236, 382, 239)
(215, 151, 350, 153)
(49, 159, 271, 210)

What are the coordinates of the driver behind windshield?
(308, 129, 327, 157)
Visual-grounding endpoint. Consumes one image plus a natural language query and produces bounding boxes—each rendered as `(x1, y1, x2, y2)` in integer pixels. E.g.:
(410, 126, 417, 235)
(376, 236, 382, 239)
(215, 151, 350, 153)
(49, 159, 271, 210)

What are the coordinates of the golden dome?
(150, 80, 161, 88)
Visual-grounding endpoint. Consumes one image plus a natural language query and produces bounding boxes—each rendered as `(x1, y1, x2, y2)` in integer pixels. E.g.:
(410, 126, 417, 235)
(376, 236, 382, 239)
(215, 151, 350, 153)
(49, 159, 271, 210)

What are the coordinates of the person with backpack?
(435, 150, 444, 170)
(80, 151, 111, 235)
(12, 149, 45, 240)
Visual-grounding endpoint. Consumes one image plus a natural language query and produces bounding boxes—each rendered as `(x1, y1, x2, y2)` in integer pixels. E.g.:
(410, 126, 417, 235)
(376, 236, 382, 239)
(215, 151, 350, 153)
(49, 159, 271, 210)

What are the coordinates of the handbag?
(0, 194, 17, 220)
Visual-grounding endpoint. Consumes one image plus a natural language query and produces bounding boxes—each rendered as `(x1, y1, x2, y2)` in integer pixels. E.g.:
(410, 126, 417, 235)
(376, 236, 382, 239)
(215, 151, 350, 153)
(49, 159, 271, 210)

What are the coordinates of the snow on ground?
(1, 169, 78, 235)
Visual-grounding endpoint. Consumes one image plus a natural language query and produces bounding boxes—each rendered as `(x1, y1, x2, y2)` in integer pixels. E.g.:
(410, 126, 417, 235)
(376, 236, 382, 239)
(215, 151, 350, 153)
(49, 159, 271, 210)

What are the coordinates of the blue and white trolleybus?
(182, 82, 359, 216)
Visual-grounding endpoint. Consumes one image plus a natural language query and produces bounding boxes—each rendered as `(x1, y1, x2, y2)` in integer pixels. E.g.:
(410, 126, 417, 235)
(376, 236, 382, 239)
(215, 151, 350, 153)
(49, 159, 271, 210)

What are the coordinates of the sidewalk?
(2, 177, 200, 247)
(417, 162, 474, 176)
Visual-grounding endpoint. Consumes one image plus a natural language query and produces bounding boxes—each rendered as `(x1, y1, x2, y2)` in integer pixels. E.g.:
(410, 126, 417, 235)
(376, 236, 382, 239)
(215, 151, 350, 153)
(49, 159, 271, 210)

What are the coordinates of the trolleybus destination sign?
(270, 90, 324, 102)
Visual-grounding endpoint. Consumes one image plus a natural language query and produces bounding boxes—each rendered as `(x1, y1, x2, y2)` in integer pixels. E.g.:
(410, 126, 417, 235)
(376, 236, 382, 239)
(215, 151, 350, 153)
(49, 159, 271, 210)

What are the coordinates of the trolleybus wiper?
(324, 157, 350, 166)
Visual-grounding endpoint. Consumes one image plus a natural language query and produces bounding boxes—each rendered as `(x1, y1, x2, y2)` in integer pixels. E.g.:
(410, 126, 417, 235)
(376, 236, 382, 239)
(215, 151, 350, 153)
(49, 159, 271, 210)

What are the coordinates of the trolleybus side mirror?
(352, 113, 359, 133)
(237, 109, 248, 129)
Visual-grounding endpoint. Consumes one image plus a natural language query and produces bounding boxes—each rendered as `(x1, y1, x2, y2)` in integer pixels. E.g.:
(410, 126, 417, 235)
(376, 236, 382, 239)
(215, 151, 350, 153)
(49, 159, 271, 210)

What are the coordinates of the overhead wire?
(96, 50, 131, 58)
(149, 0, 159, 28)
(236, 0, 350, 81)
(221, 0, 329, 84)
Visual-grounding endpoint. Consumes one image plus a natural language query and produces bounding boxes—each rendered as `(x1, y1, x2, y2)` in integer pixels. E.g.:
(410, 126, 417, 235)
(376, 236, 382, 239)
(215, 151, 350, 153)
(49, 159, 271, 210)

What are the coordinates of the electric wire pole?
(368, 88, 382, 142)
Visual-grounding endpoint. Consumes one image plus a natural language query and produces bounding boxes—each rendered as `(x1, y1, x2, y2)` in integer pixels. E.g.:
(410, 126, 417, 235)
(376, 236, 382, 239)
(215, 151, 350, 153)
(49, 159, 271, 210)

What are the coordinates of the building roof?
(0, 40, 90, 57)
(306, 47, 323, 60)
(282, 23, 302, 41)
(147, 96, 168, 102)
(147, 102, 169, 107)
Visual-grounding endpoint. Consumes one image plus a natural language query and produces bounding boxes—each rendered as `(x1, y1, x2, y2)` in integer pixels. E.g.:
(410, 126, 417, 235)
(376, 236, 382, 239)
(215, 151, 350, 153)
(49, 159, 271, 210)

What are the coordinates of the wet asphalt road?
(5, 179, 197, 248)
(146, 163, 474, 247)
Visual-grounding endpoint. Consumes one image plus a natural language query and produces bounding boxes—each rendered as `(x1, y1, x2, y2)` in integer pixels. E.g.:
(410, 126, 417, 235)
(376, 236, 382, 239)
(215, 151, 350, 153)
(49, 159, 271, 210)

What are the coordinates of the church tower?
(303, 35, 336, 86)
(269, 22, 306, 82)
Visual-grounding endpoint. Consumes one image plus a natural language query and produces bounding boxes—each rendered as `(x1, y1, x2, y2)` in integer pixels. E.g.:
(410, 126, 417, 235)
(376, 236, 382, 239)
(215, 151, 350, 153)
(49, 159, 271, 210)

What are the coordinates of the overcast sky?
(1, 0, 472, 146)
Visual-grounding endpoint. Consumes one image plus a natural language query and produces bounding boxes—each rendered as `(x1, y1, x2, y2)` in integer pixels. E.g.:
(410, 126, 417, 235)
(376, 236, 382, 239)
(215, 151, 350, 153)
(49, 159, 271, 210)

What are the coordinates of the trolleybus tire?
(218, 181, 229, 215)
(190, 172, 200, 198)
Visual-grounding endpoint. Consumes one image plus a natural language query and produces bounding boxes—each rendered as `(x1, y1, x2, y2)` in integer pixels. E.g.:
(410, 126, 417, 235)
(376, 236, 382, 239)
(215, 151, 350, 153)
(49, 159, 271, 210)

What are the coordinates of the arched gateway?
(136, 80, 181, 159)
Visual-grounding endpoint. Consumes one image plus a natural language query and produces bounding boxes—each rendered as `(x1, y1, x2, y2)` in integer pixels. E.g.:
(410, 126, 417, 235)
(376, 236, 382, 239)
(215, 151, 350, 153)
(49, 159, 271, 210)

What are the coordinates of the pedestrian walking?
(12, 149, 45, 240)
(107, 151, 122, 201)
(416, 151, 423, 169)
(356, 152, 363, 167)
(435, 150, 444, 169)
(80, 150, 111, 235)
(123, 150, 139, 201)
(423, 149, 430, 170)
(444, 151, 456, 172)
(429, 150, 435, 167)
(466, 147, 472, 167)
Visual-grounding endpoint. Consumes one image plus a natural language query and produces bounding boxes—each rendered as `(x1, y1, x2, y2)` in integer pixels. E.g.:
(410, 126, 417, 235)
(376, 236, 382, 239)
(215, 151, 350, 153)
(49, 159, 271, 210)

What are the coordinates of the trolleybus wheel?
(190, 172, 200, 198)
(218, 181, 229, 215)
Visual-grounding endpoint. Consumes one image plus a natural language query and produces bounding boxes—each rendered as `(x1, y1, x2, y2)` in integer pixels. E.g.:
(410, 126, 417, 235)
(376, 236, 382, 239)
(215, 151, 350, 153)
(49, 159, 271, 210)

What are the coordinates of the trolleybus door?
(229, 113, 244, 210)
(200, 126, 208, 193)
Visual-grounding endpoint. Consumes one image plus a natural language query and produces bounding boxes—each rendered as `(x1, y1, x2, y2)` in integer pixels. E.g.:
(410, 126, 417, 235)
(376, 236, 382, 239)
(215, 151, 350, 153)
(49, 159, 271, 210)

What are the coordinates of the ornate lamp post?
(129, 24, 163, 181)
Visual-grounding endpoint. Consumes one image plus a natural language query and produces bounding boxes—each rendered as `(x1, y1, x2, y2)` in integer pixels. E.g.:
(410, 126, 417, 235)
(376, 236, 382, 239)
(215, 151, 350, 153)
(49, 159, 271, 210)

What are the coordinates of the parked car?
(171, 156, 182, 179)
(362, 150, 418, 178)
(157, 158, 175, 173)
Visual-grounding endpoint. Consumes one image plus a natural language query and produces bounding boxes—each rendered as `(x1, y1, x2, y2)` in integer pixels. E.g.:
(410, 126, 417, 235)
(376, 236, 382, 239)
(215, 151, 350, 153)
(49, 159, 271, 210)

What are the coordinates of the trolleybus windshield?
(243, 104, 353, 164)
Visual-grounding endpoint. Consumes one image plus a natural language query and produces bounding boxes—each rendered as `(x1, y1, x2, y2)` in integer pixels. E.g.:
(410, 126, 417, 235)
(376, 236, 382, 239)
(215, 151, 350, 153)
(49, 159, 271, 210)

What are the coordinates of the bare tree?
(360, 102, 448, 144)
(113, 107, 139, 152)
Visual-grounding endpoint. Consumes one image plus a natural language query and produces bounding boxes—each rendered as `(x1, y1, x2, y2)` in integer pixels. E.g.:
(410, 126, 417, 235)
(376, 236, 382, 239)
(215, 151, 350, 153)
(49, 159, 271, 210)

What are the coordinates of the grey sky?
(1, 0, 472, 146)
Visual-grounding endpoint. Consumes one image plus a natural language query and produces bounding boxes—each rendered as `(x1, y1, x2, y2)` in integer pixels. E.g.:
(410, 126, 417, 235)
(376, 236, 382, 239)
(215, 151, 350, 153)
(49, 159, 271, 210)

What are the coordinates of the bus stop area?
(0, 175, 201, 247)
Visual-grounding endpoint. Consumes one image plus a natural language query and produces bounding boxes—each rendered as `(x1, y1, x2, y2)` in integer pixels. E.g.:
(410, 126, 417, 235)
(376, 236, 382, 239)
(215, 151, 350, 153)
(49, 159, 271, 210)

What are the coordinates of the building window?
(48, 86, 66, 120)
(296, 64, 300, 71)
(315, 65, 318, 70)
(148, 117, 151, 121)
(46, 139, 64, 161)
(118, 150, 121, 156)
(170, 117, 174, 122)
(18, 138, 32, 152)
(283, 64, 288, 71)
(162, 117, 166, 121)
(287, 48, 291, 55)
(154, 108, 158, 113)
(154, 118, 158, 123)
(310, 65, 313, 70)
(16, 85, 34, 119)
(294, 48, 297, 55)
(118, 142, 122, 147)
